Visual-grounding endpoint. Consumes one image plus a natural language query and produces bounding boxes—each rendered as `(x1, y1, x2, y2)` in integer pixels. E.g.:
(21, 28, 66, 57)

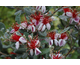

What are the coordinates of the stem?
(50, 6, 64, 17)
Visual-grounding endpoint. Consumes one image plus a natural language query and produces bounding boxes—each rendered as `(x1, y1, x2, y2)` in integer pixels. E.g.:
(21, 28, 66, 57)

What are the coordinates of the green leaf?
(59, 15, 68, 21)
(24, 32, 29, 40)
(14, 10, 22, 15)
(16, 31, 22, 36)
(40, 48, 50, 55)
(60, 49, 69, 55)
(0, 39, 2, 51)
(16, 54, 22, 59)
(0, 22, 6, 33)
(31, 33, 33, 38)
(15, 11, 21, 24)
(33, 55, 38, 59)
(41, 40, 48, 44)
(15, 48, 27, 54)
(0, 31, 4, 36)
(24, 7, 32, 16)
(38, 31, 47, 37)
(22, 53, 28, 59)
(61, 27, 70, 33)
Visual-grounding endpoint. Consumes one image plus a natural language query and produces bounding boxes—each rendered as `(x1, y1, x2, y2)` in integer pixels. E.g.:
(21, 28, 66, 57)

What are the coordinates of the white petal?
(38, 23, 43, 30)
(35, 48, 41, 55)
(59, 39, 66, 46)
(41, 25, 46, 31)
(49, 40, 53, 46)
(27, 25, 32, 30)
(63, 36, 68, 40)
(66, 12, 72, 17)
(41, 6, 46, 13)
(35, 40, 39, 46)
(32, 19, 37, 25)
(46, 23, 51, 30)
(55, 33, 60, 39)
(28, 42, 30, 47)
(45, 37, 51, 43)
(62, 13, 65, 16)
(54, 39, 59, 46)
(19, 23, 27, 29)
(31, 25, 35, 32)
(74, 17, 79, 23)
(10, 29, 15, 33)
(56, 54, 62, 57)
(30, 49, 33, 56)
(36, 6, 41, 10)
(15, 42, 19, 49)
(69, 18, 74, 24)
(19, 37, 27, 44)
(28, 35, 32, 39)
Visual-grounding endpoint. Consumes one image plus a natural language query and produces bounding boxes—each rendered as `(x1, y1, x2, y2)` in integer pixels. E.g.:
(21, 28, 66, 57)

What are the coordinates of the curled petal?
(35, 48, 41, 55)
(28, 42, 30, 47)
(54, 39, 59, 46)
(46, 23, 51, 30)
(69, 18, 74, 24)
(59, 39, 66, 46)
(56, 54, 62, 58)
(27, 25, 31, 30)
(30, 49, 33, 56)
(28, 35, 32, 39)
(41, 25, 46, 31)
(32, 19, 37, 25)
(55, 33, 60, 39)
(10, 29, 15, 33)
(19, 37, 27, 44)
(66, 12, 72, 17)
(62, 13, 65, 16)
(31, 25, 35, 32)
(74, 17, 80, 23)
(19, 23, 27, 29)
(36, 40, 39, 46)
(36, 6, 41, 10)
(49, 40, 53, 46)
(15, 42, 19, 49)
(41, 6, 46, 13)
(38, 23, 43, 31)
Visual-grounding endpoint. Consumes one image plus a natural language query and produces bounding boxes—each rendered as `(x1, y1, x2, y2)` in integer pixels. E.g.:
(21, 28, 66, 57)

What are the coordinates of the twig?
(50, 6, 64, 17)
(65, 47, 73, 58)
(0, 52, 7, 56)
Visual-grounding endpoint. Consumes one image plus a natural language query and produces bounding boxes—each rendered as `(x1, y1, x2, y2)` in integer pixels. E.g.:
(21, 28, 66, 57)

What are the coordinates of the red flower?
(42, 16, 51, 25)
(11, 33, 21, 41)
(12, 22, 19, 31)
(50, 52, 63, 59)
(28, 39, 39, 49)
(72, 10, 77, 18)
(31, 12, 43, 25)
(10, 52, 16, 55)
(47, 32, 56, 40)
(60, 32, 68, 40)
(63, 8, 71, 13)
(5, 57, 11, 59)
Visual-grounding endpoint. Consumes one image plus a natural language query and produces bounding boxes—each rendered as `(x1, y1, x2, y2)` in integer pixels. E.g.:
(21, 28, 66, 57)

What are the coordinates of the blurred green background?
(0, 6, 16, 28)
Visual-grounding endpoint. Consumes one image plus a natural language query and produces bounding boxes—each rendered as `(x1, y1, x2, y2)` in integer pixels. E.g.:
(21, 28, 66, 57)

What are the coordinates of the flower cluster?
(63, 8, 80, 24)
(47, 31, 68, 47)
(49, 51, 63, 59)
(27, 35, 41, 56)
(11, 32, 27, 49)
